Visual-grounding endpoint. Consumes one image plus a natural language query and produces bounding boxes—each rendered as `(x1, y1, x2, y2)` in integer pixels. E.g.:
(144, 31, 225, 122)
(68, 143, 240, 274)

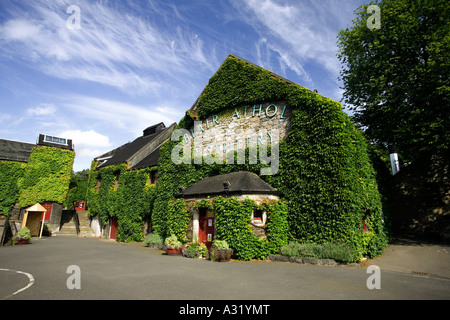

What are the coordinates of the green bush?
(280, 241, 357, 263)
(13, 227, 32, 244)
(183, 242, 208, 258)
(164, 234, 182, 249)
(212, 239, 229, 250)
(143, 233, 163, 248)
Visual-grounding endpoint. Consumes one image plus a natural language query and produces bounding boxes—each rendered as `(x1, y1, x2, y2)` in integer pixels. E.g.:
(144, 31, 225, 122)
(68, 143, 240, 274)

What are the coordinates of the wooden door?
(110, 217, 118, 240)
(198, 208, 214, 250)
(41, 202, 52, 221)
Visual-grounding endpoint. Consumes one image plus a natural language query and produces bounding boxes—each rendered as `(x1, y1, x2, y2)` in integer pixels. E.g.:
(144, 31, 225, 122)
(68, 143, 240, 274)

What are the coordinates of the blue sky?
(0, 0, 367, 171)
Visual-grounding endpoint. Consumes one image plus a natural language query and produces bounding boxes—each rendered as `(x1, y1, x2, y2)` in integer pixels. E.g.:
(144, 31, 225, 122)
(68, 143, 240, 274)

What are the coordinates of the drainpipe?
(388, 144, 400, 175)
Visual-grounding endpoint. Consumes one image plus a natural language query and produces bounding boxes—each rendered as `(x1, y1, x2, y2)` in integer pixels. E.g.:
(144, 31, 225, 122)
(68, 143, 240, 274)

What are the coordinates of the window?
(252, 209, 265, 225)
(44, 135, 68, 145)
(150, 170, 157, 185)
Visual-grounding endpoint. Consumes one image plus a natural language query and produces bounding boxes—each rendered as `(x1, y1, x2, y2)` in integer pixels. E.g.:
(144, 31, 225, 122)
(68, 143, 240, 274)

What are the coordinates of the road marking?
(0, 268, 35, 299)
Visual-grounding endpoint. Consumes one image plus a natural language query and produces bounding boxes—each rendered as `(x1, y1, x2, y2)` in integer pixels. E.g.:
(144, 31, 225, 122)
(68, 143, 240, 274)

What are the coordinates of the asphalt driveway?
(1, 236, 449, 301)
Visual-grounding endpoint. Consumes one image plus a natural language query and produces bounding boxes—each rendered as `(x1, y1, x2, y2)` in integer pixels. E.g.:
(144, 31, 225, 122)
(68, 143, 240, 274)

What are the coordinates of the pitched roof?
(25, 203, 47, 212)
(178, 171, 280, 198)
(188, 53, 302, 116)
(131, 146, 161, 170)
(94, 122, 176, 170)
(0, 139, 35, 162)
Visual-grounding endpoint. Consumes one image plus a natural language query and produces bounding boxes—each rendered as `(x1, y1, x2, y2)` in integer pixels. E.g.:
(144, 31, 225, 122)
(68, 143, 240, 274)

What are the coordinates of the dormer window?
(44, 135, 68, 145)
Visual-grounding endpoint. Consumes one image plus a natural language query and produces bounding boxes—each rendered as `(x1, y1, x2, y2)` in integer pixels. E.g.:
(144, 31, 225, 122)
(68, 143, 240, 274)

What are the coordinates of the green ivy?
(0, 161, 27, 215)
(166, 198, 190, 243)
(86, 163, 157, 242)
(152, 55, 388, 259)
(213, 197, 288, 260)
(18, 146, 75, 208)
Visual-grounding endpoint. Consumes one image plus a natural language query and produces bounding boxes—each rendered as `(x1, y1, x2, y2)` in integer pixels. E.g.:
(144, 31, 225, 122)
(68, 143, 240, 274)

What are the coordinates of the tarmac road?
(1, 236, 449, 301)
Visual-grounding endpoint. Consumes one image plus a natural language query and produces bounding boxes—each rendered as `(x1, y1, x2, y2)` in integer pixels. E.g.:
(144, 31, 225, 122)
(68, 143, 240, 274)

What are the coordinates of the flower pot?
(218, 249, 232, 262)
(166, 248, 182, 256)
(16, 238, 29, 245)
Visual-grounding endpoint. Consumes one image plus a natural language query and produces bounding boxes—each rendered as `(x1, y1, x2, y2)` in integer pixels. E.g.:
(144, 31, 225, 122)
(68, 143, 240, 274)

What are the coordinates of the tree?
(337, 0, 449, 163)
(64, 169, 90, 209)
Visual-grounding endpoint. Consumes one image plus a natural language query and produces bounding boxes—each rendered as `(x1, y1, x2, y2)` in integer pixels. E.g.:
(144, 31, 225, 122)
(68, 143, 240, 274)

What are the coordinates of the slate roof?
(94, 122, 176, 170)
(178, 171, 280, 198)
(131, 146, 160, 170)
(0, 139, 35, 162)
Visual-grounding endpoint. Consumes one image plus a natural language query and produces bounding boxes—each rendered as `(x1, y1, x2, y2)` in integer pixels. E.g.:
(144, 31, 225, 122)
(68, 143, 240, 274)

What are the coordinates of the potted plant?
(164, 234, 183, 255)
(210, 240, 233, 262)
(13, 227, 32, 245)
(42, 224, 52, 237)
(183, 242, 208, 259)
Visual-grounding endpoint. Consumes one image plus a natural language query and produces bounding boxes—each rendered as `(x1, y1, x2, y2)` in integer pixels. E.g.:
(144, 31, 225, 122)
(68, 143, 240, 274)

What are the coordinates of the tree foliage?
(337, 0, 450, 162)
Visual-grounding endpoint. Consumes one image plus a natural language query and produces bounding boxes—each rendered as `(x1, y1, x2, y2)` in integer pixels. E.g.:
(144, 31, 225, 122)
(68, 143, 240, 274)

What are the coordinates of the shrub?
(13, 227, 31, 244)
(164, 234, 182, 249)
(317, 242, 357, 263)
(279, 241, 357, 263)
(143, 233, 163, 249)
(280, 242, 316, 258)
(212, 239, 229, 250)
(183, 242, 208, 258)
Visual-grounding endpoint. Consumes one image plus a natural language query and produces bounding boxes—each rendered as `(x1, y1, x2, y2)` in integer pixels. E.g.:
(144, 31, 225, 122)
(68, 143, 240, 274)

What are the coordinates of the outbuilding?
(177, 171, 280, 248)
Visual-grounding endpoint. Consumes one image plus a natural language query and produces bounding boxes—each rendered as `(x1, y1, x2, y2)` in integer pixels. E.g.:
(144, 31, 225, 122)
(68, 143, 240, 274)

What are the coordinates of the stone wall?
(187, 102, 291, 158)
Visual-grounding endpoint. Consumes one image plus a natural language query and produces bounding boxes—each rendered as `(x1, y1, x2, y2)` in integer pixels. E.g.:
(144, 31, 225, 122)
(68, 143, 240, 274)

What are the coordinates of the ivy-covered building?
(85, 54, 388, 260)
(0, 134, 75, 242)
(87, 122, 176, 241)
(150, 54, 388, 260)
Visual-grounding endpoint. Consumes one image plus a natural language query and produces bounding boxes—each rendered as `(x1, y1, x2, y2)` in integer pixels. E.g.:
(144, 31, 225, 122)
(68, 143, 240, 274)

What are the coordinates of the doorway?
(110, 217, 118, 240)
(198, 207, 214, 250)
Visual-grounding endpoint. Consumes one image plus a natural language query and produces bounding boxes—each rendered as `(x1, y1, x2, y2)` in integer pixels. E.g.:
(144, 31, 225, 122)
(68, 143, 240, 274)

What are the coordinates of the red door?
(110, 217, 118, 240)
(198, 208, 214, 250)
(41, 203, 52, 221)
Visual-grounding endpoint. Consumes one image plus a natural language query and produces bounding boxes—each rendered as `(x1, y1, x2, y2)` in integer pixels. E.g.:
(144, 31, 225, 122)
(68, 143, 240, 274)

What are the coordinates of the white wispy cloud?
(59, 95, 181, 137)
(0, 0, 217, 95)
(233, 0, 359, 94)
(26, 103, 57, 116)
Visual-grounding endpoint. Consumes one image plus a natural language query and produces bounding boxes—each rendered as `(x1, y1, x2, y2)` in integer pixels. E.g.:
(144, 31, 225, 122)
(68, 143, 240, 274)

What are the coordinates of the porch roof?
(177, 171, 280, 198)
